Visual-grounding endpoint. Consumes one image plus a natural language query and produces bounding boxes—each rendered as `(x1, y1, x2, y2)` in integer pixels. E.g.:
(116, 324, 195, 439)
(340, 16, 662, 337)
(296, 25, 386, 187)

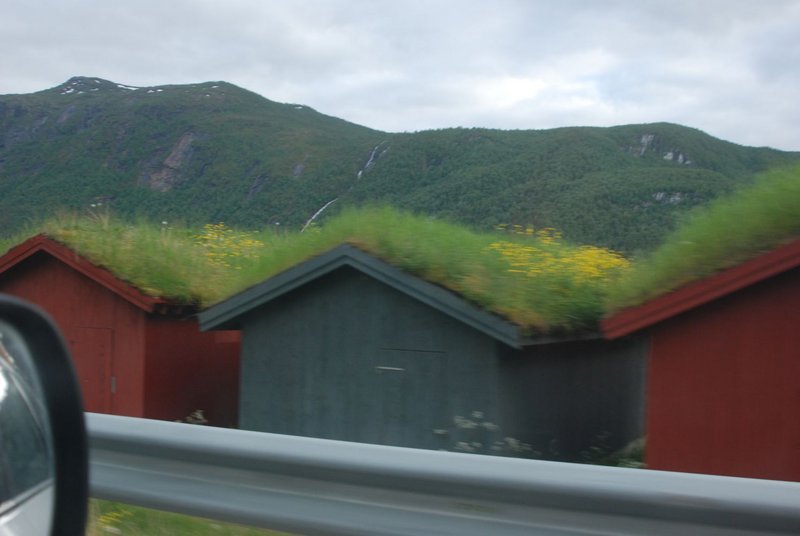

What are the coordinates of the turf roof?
(0, 208, 627, 333)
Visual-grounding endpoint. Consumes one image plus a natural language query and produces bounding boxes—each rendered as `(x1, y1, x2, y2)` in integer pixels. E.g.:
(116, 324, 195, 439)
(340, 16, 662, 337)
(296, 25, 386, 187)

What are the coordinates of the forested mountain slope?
(2, 77, 797, 252)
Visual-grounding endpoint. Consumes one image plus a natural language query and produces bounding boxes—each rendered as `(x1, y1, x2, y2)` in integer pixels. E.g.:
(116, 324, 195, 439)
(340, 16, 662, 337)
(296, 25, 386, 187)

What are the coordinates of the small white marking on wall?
(375, 366, 406, 373)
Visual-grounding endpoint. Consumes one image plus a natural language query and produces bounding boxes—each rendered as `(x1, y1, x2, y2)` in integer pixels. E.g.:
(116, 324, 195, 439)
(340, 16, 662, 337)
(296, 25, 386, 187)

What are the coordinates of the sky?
(3, 0, 799, 151)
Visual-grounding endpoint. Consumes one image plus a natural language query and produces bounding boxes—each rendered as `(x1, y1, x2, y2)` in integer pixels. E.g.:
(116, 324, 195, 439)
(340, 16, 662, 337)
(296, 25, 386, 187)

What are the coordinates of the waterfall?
(301, 198, 339, 232)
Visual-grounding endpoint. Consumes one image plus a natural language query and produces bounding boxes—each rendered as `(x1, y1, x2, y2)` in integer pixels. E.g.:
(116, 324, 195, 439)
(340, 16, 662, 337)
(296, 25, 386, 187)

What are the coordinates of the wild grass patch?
(87, 499, 291, 536)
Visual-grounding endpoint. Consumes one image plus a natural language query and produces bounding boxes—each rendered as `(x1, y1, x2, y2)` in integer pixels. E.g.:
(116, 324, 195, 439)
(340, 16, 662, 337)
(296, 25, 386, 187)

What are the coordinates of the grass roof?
(0, 208, 630, 333)
(606, 164, 800, 311)
(0, 213, 231, 305)
(229, 208, 629, 333)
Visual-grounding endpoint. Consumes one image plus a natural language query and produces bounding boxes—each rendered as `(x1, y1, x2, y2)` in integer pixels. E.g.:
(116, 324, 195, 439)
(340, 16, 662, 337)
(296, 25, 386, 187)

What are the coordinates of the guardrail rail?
(88, 413, 800, 535)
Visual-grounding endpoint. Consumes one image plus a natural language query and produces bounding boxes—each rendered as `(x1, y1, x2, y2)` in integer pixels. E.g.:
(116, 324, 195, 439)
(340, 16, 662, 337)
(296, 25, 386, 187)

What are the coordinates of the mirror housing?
(0, 294, 87, 535)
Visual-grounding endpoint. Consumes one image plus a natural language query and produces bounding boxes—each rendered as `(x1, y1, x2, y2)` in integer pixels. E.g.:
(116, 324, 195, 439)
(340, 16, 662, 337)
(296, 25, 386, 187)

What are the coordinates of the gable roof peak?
(199, 243, 534, 347)
(0, 234, 187, 313)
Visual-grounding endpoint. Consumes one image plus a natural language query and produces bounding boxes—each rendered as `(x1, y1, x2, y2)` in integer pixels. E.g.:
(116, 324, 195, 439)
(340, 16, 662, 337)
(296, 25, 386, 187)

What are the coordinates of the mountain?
(2, 76, 798, 252)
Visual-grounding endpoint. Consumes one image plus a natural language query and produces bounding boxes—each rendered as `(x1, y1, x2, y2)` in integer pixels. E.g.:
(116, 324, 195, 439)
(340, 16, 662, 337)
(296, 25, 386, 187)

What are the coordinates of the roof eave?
(602, 237, 800, 339)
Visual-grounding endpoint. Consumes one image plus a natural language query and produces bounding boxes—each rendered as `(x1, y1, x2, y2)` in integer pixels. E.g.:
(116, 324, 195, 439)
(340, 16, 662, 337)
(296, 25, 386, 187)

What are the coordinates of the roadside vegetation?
(606, 164, 800, 310)
(87, 499, 292, 536)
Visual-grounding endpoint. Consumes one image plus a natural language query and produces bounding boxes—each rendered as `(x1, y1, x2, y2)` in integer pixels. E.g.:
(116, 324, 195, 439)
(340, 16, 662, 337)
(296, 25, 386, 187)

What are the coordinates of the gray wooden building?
(200, 244, 645, 460)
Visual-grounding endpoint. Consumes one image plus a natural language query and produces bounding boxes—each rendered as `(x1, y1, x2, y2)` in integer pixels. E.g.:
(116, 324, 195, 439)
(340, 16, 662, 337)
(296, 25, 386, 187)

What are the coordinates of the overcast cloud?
(2, 0, 799, 150)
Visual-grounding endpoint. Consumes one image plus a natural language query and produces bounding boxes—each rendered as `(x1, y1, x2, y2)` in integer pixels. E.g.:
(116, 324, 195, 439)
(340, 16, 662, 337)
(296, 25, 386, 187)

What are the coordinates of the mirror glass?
(0, 320, 54, 535)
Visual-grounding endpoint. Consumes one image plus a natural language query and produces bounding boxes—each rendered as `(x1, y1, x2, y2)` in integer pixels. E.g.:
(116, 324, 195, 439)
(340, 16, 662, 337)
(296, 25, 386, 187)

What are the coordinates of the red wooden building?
(603, 238, 800, 481)
(0, 235, 240, 427)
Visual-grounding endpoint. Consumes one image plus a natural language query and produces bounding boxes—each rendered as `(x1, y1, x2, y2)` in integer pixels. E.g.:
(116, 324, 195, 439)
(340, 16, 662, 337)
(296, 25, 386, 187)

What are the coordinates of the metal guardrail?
(87, 413, 800, 535)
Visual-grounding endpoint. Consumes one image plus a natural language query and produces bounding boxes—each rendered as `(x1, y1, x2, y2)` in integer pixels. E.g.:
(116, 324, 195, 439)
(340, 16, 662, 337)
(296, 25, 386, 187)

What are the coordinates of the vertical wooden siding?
(144, 318, 240, 427)
(240, 266, 500, 450)
(499, 336, 648, 460)
(646, 266, 800, 480)
(0, 253, 147, 416)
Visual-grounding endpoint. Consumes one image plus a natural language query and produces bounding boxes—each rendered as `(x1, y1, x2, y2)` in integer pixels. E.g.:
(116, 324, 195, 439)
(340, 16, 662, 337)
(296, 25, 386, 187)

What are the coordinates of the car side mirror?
(0, 294, 87, 535)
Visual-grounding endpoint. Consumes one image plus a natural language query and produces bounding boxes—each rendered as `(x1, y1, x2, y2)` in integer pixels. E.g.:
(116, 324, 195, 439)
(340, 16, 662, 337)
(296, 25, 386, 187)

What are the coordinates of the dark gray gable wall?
(200, 244, 648, 459)
(238, 264, 505, 450)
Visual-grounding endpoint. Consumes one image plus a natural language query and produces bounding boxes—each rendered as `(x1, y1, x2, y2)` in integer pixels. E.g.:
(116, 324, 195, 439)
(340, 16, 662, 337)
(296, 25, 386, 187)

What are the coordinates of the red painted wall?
(646, 266, 800, 480)
(0, 252, 147, 416)
(144, 318, 240, 427)
(0, 249, 240, 426)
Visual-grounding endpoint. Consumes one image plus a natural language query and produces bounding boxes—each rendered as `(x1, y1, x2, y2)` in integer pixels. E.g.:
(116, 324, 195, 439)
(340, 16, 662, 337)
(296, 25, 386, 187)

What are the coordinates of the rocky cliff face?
(630, 133, 692, 165)
(138, 131, 198, 192)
